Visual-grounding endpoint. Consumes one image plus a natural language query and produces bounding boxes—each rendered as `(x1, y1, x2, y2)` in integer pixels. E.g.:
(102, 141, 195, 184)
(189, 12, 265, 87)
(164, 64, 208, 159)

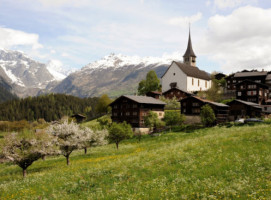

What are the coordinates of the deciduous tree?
(138, 71, 161, 95)
(200, 104, 216, 127)
(108, 122, 133, 149)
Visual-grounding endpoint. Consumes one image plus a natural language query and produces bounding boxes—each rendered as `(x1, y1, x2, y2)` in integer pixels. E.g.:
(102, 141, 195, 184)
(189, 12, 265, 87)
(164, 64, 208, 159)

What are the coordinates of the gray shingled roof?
(228, 99, 262, 109)
(174, 62, 211, 80)
(193, 96, 229, 107)
(123, 95, 166, 105)
(234, 71, 268, 78)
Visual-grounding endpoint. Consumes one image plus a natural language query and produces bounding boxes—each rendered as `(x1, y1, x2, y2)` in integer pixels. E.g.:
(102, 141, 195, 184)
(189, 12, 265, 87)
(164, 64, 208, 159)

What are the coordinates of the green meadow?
(0, 124, 271, 199)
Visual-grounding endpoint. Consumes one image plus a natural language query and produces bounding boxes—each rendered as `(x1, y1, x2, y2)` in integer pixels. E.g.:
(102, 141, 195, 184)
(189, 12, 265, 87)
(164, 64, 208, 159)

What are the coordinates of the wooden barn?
(71, 114, 86, 123)
(227, 99, 262, 120)
(109, 95, 166, 131)
(162, 87, 192, 100)
(180, 96, 229, 123)
(235, 80, 269, 105)
(146, 91, 162, 99)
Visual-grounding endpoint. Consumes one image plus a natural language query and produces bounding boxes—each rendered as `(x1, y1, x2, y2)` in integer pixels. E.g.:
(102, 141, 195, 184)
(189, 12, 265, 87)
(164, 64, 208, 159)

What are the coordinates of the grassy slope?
(0, 124, 271, 199)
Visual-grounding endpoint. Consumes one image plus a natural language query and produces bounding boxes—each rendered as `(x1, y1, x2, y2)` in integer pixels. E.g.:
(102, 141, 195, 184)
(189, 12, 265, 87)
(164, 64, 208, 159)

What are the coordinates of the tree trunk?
(84, 148, 87, 154)
(116, 142, 119, 149)
(66, 155, 70, 165)
(42, 155, 46, 161)
(23, 169, 27, 178)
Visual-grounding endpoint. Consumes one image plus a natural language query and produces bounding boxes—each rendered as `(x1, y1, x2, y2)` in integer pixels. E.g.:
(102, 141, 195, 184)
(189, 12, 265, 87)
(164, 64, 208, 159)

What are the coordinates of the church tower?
(183, 28, 196, 67)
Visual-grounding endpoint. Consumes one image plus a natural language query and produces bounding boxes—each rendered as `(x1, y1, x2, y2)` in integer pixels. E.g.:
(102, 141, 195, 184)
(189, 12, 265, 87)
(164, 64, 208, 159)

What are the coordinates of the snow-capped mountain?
(0, 49, 67, 97)
(51, 53, 182, 98)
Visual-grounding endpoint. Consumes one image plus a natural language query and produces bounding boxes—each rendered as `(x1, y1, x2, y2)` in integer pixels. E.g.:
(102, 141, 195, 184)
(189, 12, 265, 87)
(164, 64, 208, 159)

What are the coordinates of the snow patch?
(0, 65, 25, 87)
(46, 60, 67, 81)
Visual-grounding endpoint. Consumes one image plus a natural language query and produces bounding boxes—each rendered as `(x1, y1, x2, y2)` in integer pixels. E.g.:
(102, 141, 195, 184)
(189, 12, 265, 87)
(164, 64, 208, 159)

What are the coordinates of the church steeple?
(183, 27, 197, 67)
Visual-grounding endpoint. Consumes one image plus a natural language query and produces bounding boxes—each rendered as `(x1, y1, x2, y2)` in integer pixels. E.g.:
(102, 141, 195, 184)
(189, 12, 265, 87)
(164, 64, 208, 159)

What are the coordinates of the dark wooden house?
(235, 80, 269, 105)
(180, 96, 229, 123)
(146, 91, 162, 99)
(109, 95, 166, 128)
(214, 73, 226, 80)
(162, 87, 192, 100)
(227, 99, 262, 120)
(71, 114, 86, 123)
(226, 70, 268, 91)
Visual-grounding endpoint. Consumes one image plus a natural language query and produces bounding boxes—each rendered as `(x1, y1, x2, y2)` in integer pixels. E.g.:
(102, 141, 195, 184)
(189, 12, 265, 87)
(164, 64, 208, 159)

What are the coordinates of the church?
(161, 30, 212, 93)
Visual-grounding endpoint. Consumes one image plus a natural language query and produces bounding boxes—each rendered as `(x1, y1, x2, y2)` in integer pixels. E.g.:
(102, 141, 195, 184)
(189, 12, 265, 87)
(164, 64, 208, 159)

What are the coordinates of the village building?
(225, 70, 270, 91)
(71, 114, 86, 123)
(109, 95, 166, 132)
(214, 73, 226, 80)
(161, 30, 212, 93)
(227, 99, 262, 120)
(180, 96, 229, 124)
(235, 80, 269, 105)
(146, 91, 162, 99)
(162, 87, 192, 100)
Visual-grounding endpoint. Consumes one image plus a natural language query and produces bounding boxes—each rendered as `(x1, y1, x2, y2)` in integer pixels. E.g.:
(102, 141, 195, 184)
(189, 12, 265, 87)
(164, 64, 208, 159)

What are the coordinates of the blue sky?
(0, 0, 271, 73)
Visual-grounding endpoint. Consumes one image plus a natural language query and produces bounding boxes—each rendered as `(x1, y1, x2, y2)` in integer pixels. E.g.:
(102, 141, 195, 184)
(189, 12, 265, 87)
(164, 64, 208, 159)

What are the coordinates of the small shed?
(180, 96, 229, 123)
(71, 114, 86, 123)
(227, 99, 262, 120)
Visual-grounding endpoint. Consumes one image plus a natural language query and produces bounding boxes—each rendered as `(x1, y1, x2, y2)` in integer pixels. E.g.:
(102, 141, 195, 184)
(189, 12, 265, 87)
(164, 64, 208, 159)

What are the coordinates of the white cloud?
(0, 27, 43, 49)
(214, 0, 258, 9)
(199, 6, 271, 72)
(168, 13, 202, 27)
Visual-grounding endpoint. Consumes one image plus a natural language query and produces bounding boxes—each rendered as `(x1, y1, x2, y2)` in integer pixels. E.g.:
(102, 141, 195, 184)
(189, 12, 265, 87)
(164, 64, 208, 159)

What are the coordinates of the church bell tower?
(183, 28, 197, 67)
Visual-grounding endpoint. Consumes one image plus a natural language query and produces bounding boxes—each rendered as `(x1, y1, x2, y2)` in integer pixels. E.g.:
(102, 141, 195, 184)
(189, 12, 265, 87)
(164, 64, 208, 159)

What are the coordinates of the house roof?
(183, 30, 196, 58)
(71, 114, 86, 118)
(162, 87, 193, 96)
(146, 91, 162, 95)
(110, 95, 166, 106)
(180, 96, 229, 108)
(227, 99, 262, 109)
(234, 71, 268, 78)
(161, 61, 211, 80)
(235, 79, 269, 89)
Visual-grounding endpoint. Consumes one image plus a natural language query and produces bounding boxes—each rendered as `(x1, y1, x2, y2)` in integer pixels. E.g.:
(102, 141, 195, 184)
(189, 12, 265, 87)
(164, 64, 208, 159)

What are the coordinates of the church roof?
(165, 61, 211, 80)
(183, 30, 196, 58)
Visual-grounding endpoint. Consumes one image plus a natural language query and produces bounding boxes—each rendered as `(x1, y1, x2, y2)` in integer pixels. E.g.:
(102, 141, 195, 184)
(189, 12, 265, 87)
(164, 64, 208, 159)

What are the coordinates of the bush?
(200, 104, 216, 127)
(163, 111, 185, 131)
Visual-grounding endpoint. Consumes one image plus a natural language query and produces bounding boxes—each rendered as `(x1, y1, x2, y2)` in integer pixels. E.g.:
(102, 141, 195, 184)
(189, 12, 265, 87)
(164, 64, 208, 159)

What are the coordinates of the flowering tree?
(1, 130, 56, 178)
(80, 127, 108, 154)
(48, 120, 84, 165)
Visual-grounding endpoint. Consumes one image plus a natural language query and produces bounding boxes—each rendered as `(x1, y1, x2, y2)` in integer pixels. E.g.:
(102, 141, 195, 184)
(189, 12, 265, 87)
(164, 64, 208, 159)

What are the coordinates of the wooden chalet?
(226, 70, 269, 91)
(162, 87, 192, 100)
(227, 99, 262, 120)
(109, 95, 166, 128)
(180, 96, 229, 123)
(71, 114, 86, 123)
(214, 73, 226, 80)
(235, 80, 269, 105)
(146, 91, 162, 99)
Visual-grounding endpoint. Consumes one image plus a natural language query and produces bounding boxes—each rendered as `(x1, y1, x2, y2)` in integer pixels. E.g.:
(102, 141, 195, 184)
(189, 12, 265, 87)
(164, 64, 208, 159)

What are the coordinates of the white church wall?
(162, 62, 187, 92)
(187, 76, 212, 92)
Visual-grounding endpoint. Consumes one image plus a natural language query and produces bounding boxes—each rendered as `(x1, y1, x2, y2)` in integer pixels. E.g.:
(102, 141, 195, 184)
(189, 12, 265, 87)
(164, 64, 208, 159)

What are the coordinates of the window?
(248, 85, 256, 89)
(233, 80, 236, 83)
(171, 92, 173, 95)
(205, 81, 207, 88)
(192, 102, 199, 107)
(198, 79, 200, 86)
(240, 85, 244, 89)
(183, 108, 186, 113)
(238, 92, 242, 96)
(173, 73, 175, 76)
(178, 91, 180, 94)
(192, 108, 200, 114)
(228, 85, 230, 89)
(227, 80, 230, 83)
(133, 104, 137, 108)
(255, 80, 261, 83)
(247, 98, 256, 102)
(159, 112, 163, 116)
(126, 112, 130, 116)
(247, 91, 257, 96)
(142, 112, 147, 116)
(133, 112, 137, 116)
(183, 102, 186, 106)
(113, 112, 118, 116)
(192, 78, 194, 86)
(114, 105, 118, 109)
(259, 91, 262, 95)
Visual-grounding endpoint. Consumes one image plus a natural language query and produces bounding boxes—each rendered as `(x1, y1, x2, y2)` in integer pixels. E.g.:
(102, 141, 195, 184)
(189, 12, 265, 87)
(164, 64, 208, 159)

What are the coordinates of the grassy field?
(0, 124, 271, 199)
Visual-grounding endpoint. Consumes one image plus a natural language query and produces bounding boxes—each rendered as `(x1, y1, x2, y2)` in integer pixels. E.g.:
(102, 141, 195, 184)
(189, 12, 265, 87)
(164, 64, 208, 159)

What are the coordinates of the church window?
(205, 81, 207, 88)
(198, 80, 200, 86)
(173, 73, 175, 76)
(192, 78, 194, 85)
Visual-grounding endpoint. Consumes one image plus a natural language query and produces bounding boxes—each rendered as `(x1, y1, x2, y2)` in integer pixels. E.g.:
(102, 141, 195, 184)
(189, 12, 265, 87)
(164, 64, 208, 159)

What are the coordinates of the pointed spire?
(183, 26, 196, 58)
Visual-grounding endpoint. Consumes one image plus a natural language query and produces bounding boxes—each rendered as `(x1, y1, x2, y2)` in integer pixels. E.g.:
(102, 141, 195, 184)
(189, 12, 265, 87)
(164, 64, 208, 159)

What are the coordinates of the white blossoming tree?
(48, 120, 85, 165)
(80, 127, 109, 154)
(1, 130, 57, 178)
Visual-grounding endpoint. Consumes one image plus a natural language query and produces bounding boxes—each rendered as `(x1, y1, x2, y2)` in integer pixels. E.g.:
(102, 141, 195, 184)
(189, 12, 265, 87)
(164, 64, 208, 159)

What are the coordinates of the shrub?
(200, 104, 216, 127)
(163, 111, 185, 131)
